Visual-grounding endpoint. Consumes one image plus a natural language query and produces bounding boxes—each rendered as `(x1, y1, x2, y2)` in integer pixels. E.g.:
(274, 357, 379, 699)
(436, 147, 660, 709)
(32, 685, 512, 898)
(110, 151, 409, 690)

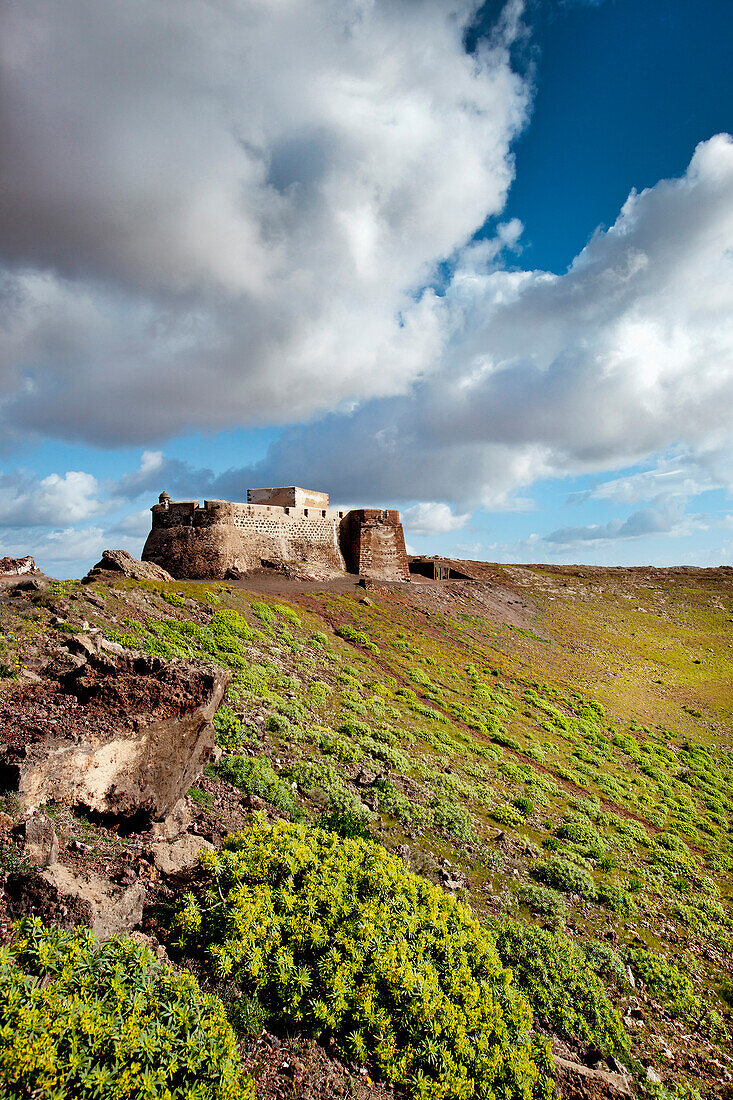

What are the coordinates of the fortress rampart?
(142, 488, 410, 582)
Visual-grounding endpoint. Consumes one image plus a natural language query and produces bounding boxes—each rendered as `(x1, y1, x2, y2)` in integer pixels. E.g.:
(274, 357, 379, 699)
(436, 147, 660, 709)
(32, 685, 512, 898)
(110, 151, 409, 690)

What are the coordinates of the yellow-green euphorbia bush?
(0, 918, 253, 1100)
(171, 820, 554, 1100)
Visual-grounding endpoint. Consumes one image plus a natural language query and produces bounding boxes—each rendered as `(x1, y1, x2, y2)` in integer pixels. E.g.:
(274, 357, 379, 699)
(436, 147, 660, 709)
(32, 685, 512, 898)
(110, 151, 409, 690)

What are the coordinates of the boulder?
(83, 549, 173, 584)
(7, 862, 145, 938)
(0, 555, 38, 577)
(4, 649, 230, 821)
(13, 810, 59, 867)
(149, 797, 193, 840)
(552, 1055, 633, 1099)
(150, 834, 214, 875)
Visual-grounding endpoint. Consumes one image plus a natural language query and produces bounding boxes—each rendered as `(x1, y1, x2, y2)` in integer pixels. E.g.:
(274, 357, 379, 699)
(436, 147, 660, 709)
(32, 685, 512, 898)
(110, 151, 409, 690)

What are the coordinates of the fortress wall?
(143, 499, 345, 579)
(340, 509, 410, 582)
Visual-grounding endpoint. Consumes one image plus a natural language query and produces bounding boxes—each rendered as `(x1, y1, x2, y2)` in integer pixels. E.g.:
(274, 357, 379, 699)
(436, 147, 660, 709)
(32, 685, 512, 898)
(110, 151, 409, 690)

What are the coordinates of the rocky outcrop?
(150, 833, 214, 875)
(552, 1055, 634, 1099)
(13, 810, 59, 867)
(0, 555, 38, 577)
(0, 641, 229, 822)
(84, 548, 173, 584)
(6, 863, 146, 938)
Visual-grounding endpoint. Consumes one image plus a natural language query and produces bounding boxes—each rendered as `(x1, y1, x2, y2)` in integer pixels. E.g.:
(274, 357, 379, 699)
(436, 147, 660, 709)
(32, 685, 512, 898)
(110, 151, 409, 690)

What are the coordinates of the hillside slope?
(1, 562, 731, 1098)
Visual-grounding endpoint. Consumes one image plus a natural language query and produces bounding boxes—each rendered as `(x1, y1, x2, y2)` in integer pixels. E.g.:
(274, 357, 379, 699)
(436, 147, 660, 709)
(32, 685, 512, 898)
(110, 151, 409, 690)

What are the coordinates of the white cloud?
(0, 0, 529, 445)
(568, 438, 733, 506)
(0, 470, 101, 526)
(0, 524, 106, 572)
(401, 502, 471, 536)
(110, 508, 153, 539)
(544, 505, 707, 548)
(229, 134, 733, 506)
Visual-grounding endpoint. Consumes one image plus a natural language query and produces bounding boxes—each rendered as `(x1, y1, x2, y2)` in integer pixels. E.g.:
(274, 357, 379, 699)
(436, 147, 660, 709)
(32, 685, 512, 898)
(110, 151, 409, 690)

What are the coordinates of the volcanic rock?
(13, 809, 59, 867)
(1, 649, 230, 821)
(83, 548, 173, 584)
(150, 833, 214, 875)
(0, 555, 38, 577)
(6, 862, 145, 938)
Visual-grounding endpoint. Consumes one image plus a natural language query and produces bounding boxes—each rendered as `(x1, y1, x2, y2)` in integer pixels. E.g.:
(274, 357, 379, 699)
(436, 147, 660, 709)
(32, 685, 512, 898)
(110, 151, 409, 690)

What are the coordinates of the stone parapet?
(143, 489, 409, 582)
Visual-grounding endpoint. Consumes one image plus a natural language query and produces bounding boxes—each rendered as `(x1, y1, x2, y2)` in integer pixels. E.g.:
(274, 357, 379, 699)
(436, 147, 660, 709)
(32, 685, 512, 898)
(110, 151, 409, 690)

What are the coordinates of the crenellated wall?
(142, 497, 347, 579)
(141, 492, 410, 582)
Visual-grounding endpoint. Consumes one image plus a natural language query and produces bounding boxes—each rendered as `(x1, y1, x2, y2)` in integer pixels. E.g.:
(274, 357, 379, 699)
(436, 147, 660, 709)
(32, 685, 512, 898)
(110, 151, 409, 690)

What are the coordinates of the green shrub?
(335, 624, 379, 654)
(531, 858, 598, 901)
(492, 921, 628, 1056)
(581, 942, 628, 988)
(431, 794, 475, 842)
(162, 591, 187, 607)
(516, 883, 567, 925)
(318, 730, 363, 763)
(0, 917, 252, 1099)
(251, 601, 278, 625)
(171, 821, 554, 1100)
(213, 705, 253, 750)
(288, 760, 368, 820)
(596, 883, 637, 916)
(216, 755, 296, 816)
(373, 779, 433, 831)
(555, 820, 605, 857)
(625, 947, 697, 1017)
(318, 809, 373, 839)
(273, 603, 301, 626)
(513, 797, 535, 819)
(491, 804, 524, 827)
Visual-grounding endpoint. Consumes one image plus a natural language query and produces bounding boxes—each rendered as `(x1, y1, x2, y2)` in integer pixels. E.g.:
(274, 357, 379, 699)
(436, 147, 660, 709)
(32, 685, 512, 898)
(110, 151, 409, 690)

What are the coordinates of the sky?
(1, 0, 732, 576)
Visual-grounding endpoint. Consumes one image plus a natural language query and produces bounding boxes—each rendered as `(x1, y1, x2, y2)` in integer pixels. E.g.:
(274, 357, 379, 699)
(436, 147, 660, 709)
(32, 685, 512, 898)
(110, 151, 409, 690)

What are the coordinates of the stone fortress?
(142, 486, 410, 582)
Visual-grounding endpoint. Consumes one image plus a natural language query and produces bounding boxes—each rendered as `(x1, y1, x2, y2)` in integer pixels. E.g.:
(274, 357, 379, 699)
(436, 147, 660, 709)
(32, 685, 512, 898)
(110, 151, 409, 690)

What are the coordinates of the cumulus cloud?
(226, 134, 733, 506)
(567, 439, 733, 506)
(0, 0, 529, 444)
(544, 504, 706, 547)
(0, 524, 106, 570)
(0, 470, 101, 526)
(401, 502, 471, 536)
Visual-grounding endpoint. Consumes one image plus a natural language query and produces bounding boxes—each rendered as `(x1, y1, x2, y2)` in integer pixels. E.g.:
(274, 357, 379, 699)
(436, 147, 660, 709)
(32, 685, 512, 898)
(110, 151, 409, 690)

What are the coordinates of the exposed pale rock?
(14, 810, 59, 867)
(0, 555, 38, 577)
(552, 1054, 633, 1098)
(149, 798, 193, 840)
(150, 834, 214, 875)
(7, 863, 146, 938)
(6, 650, 230, 822)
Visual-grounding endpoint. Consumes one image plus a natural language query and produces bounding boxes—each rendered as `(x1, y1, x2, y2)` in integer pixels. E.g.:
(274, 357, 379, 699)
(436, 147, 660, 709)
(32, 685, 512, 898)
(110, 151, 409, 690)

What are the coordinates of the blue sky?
(1, 0, 731, 576)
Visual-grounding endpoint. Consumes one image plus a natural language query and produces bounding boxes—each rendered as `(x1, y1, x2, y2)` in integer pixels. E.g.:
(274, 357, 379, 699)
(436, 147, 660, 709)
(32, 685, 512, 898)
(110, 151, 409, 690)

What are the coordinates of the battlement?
(150, 496, 346, 527)
(143, 487, 410, 582)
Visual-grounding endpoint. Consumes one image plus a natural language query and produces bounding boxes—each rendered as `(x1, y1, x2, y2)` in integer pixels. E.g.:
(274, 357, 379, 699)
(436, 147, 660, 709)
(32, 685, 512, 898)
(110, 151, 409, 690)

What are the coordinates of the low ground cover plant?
(215, 755, 298, 817)
(625, 946, 697, 1017)
(171, 820, 554, 1100)
(0, 917, 252, 1099)
(530, 857, 598, 901)
(491, 921, 629, 1056)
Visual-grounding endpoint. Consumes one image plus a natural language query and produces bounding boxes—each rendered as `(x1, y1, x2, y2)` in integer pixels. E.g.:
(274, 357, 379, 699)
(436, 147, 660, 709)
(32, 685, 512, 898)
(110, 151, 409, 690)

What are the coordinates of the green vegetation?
(3, 562, 732, 1094)
(491, 921, 629, 1055)
(625, 946, 698, 1017)
(171, 821, 554, 1100)
(0, 917, 252, 1099)
(530, 857, 598, 901)
(214, 755, 298, 816)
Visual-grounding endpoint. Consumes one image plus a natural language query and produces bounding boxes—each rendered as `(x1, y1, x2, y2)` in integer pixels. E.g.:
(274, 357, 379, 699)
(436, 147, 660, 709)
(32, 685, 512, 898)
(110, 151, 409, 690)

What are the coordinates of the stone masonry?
(142, 487, 410, 582)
